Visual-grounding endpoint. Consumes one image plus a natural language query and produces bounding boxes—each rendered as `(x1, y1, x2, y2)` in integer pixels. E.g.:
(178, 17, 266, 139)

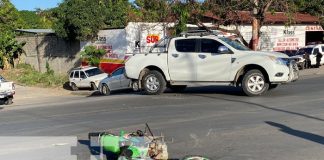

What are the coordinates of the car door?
(73, 71, 82, 87)
(321, 46, 324, 64)
(119, 68, 131, 89)
(108, 68, 124, 90)
(79, 71, 89, 87)
(168, 38, 198, 81)
(196, 38, 232, 82)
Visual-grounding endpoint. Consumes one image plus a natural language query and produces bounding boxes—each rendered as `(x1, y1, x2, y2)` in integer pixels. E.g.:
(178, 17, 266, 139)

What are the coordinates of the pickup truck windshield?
(85, 68, 103, 77)
(219, 37, 250, 51)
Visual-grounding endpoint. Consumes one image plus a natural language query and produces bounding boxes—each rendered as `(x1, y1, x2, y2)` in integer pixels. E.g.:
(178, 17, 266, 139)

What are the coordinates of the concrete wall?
(16, 35, 81, 74)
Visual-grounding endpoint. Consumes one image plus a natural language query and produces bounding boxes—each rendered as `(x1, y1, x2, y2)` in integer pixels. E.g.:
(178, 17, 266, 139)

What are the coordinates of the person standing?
(303, 51, 311, 69)
(315, 49, 323, 68)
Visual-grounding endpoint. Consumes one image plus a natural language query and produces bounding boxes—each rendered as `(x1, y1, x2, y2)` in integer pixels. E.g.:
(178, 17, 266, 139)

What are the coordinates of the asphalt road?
(1, 75, 324, 160)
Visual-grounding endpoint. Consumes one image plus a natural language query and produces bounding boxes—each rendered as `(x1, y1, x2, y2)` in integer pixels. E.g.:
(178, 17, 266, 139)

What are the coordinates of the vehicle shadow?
(265, 121, 324, 145)
(78, 139, 118, 160)
(169, 86, 245, 96)
(63, 81, 72, 91)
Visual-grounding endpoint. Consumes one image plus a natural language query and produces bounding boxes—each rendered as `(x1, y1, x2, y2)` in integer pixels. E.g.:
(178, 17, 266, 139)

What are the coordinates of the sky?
(10, 0, 63, 11)
(10, 0, 136, 11)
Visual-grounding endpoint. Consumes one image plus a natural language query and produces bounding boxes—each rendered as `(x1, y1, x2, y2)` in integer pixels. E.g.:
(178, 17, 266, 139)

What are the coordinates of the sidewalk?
(11, 85, 72, 106)
(299, 66, 324, 78)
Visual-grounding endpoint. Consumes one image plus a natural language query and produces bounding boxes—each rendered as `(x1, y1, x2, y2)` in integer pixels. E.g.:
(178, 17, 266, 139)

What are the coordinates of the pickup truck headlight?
(268, 56, 290, 66)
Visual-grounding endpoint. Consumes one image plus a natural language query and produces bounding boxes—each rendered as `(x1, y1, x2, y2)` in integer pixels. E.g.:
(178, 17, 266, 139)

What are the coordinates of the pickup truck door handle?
(172, 54, 179, 58)
(198, 54, 206, 59)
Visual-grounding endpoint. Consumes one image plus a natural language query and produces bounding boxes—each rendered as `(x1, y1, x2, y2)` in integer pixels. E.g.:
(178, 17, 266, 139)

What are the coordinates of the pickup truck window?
(175, 39, 197, 52)
(201, 39, 223, 53)
(219, 37, 250, 51)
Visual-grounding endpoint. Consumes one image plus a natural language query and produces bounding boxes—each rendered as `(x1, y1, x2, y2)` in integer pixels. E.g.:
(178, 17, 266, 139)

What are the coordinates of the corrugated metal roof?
(15, 29, 55, 34)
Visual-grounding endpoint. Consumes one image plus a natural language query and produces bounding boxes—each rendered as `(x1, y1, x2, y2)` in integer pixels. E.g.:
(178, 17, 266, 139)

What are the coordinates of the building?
(202, 11, 324, 52)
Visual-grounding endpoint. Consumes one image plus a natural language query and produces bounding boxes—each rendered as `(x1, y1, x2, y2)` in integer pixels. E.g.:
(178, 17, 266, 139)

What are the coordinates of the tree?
(102, 0, 131, 28)
(52, 0, 105, 40)
(131, 0, 170, 22)
(19, 10, 53, 29)
(203, 0, 299, 50)
(0, 31, 26, 69)
(53, 0, 131, 40)
(0, 0, 25, 69)
(0, 0, 24, 32)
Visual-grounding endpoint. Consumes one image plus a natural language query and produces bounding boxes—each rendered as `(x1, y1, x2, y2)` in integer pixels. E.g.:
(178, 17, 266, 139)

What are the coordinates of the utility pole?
(252, 0, 259, 51)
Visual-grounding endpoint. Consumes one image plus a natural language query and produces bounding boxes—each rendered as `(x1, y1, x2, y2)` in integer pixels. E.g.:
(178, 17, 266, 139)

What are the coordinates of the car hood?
(291, 55, 303, 58)
(244, 51, 289, 58)
(90, 73, 108, 81)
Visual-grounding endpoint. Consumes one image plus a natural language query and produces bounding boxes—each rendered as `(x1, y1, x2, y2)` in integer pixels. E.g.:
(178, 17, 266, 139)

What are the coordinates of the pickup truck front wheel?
(142, 70, 166, 95)
(242, 70, 269, 96)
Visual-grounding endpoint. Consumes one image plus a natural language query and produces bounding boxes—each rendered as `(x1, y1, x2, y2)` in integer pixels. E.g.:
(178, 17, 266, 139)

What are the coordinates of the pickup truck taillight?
(12, 83, 15, 90)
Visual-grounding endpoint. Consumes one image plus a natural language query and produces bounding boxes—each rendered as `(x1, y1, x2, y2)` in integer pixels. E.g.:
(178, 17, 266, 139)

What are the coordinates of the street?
(0, 74, 324, 160)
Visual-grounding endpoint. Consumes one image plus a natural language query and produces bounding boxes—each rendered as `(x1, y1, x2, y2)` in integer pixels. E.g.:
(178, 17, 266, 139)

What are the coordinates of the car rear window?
(69, 72, 74, 78)
(175, 39, 197, 52)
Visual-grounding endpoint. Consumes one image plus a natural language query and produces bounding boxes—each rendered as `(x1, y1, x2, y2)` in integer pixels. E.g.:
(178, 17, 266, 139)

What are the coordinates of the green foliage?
(2, 63, 68, 87)
(80, 46, 106, 67)
(18, 10, 53, 29)
(103, 0, 130, 28)
(52, 0, 106, 40)
(45, 61, 54, 75)
(0, 31, 26, 69)
(0, 0, 24, 32)
(53, 0, 130, 40)
(132, 0, 170, 22)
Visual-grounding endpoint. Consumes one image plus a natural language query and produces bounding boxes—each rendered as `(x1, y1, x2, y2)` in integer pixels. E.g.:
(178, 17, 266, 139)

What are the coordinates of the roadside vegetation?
(1, 63, 68, 88)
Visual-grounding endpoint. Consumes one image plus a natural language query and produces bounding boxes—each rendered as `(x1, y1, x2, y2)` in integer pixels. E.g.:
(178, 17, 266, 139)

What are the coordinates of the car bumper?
(286, 60, 299, 83)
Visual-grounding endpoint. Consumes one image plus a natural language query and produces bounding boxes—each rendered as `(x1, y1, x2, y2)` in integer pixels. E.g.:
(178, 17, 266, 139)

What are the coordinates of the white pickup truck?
(125, 32, 299, 96)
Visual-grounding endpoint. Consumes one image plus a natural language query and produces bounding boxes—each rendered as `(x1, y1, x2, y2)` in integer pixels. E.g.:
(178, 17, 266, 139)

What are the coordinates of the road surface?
(0, 75, 324, 160)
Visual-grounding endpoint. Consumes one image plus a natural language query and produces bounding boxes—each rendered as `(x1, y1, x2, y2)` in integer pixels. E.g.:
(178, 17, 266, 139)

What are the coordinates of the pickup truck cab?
(125, 32, 299, 96)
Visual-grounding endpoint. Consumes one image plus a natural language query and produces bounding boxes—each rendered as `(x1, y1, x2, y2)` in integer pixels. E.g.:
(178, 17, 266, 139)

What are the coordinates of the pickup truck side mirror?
(218, 46, 233, 54)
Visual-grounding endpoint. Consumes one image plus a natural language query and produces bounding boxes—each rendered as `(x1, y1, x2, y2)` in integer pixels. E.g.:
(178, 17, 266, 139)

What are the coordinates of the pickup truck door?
(196, 39, 232, 82)
(168, 38, 198, 81)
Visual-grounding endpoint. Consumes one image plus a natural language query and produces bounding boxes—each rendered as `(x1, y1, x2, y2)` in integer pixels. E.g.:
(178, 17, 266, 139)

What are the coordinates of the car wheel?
(142, 70, 166, 95)
(4, 97, 13, 105)
(91, 82, 98, 91)
(71, 83, 78, 91)
(269, 84, 279, 90)
(132, 81, 139, 91)
(242, 69, 269, 96)
(101, 84, 110, 96)
(169, 85, 187, 93)
(300, 62, 305, 70)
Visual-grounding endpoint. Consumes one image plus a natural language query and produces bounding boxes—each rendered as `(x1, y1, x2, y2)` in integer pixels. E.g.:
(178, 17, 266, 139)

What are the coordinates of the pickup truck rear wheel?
(242, 70, 269, 96)
(142, 70, 166, 95)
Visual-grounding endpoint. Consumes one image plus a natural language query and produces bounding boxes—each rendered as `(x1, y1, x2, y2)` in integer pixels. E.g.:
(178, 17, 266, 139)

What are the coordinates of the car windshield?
(296, 48, 313, 55)
(219, 37, 250, 51)
(85, 68, 103, 77)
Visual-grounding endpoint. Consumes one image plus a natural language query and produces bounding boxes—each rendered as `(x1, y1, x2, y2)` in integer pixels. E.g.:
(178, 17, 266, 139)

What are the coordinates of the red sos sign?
(146, 35, 160, 44)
